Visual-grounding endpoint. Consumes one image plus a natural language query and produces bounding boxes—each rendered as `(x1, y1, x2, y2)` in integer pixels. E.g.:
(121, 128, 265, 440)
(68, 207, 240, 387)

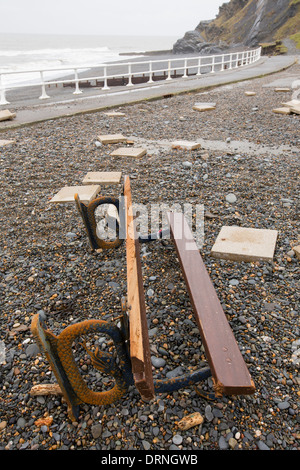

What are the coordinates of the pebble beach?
(0, 63, 299, 452)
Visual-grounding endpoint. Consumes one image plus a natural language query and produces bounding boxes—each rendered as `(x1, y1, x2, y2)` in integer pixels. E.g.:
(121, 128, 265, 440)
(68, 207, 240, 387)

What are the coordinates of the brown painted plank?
(168, 212, 255, 396)
(124, 176, 155, 401)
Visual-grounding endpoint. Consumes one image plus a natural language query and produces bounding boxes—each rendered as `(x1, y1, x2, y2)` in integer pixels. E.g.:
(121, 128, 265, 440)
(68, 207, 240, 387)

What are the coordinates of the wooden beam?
(168, 212, 255, 396)
(124, 176, 155, 401)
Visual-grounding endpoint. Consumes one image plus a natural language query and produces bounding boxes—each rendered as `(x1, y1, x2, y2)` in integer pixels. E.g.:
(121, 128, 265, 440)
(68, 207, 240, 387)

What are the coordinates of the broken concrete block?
(82, 171, 122, 185)
(282, 99, 300, 108)
(293, 245, 300, 260)
(273, 107, 291, 115)
(49, 185, 100, 204)
(0, 110, 16, 121)
(0, 139, 14, 147)
(110, 147, 147, 158)
(171, 140, 201, 150)
(211, 225, 278, 262)
(98, 134, 127, 144)
(103, 111, 126, 117)
(193, 103, 216, 112)
(290, 105, 300, 115)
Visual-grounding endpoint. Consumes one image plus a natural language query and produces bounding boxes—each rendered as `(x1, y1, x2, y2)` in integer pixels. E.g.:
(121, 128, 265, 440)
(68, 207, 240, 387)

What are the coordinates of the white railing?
(0, 47, 261, 105)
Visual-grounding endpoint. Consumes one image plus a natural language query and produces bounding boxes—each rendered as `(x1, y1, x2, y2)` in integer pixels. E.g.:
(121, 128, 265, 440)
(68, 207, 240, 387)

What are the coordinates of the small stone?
(229, 437, 238, 449)
(142, 440, 151, 450)
(229, 279, 239, 286)
(151, 356, 166, 368)
(226, 193, 237, 203)
(182, 161, 192, 168)
(0, 421, 7, 431)
(91, 424, 102, 439)
(172, 434, 183, 445)
(219, 436, 229, 450)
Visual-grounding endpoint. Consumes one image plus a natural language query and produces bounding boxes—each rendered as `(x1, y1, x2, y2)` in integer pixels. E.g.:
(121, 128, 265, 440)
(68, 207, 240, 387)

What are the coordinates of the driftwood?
(30, 383, 63, 396)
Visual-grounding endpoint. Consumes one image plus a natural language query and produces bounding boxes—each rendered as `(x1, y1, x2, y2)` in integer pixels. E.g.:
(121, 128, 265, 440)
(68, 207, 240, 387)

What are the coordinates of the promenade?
(0, 53, 297, 129)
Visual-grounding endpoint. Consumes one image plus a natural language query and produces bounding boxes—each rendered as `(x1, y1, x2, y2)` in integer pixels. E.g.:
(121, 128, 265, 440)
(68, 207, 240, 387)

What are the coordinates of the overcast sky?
(0, 0, 228, 37)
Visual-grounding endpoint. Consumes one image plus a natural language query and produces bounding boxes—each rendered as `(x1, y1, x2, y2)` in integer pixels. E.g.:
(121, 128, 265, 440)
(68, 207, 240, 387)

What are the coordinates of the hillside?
(173, 0, 300, 53)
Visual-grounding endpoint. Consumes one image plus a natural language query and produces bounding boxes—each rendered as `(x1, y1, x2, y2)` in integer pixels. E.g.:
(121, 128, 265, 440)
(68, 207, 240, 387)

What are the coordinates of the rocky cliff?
(173, 0, 300, 53)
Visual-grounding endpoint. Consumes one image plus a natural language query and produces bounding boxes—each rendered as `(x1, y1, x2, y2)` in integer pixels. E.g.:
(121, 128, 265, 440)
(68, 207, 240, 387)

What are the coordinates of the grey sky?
(0, 0, 228, 37)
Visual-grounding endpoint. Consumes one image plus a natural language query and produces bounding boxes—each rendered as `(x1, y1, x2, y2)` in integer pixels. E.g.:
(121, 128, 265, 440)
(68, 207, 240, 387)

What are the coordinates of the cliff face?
(173, 0, 300, 53)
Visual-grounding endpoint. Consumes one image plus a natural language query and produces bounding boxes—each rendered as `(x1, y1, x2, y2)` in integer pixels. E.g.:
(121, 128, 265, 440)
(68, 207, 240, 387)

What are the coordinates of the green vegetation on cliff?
(196, 0, 300, 48)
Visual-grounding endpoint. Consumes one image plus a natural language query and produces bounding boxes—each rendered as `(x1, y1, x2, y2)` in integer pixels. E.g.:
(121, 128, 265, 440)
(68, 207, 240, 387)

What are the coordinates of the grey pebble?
(151, 356, 166, 368)
(172, 434, 183, 445)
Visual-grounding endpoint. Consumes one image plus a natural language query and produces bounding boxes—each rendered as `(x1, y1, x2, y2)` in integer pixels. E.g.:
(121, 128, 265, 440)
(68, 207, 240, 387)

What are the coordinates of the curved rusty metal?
(87, 196, 123, 250)
(31, 314, 133, 417)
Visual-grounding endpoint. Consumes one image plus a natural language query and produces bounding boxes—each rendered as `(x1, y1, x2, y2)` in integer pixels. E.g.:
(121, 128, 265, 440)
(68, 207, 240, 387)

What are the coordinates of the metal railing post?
(183, 59, 188, 78)
(73, 69, 82, 95)
(127, 63, 133, 86)
(211, 56, 215, 73)
(148, 61, 154, 83)
(221, 54, 225, 72)
(39, 71, 50, 99)
(166, 60, 172, 80)
(0, 74, 9, 105)
(197, 58, 201, 76)
(102, 66, 110, 90)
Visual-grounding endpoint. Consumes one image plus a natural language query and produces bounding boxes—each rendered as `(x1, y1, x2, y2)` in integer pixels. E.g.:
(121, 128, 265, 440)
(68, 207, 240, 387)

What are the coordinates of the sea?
(0, 33, 178, 87)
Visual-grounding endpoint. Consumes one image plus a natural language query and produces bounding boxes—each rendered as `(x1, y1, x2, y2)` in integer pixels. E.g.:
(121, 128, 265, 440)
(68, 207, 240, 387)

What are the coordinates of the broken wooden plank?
(124, 176, 155, 401)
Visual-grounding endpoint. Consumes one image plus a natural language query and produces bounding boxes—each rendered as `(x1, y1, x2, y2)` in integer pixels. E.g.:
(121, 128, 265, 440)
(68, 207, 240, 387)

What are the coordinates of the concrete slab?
(273, 107, 291, 115)
(98, 134, 127, 144)
(171, 140, 202, 150)
(50, 185, 100, 204)
(211, 225, 278, 262)
(290, 105, 300, 115)
(0, 139, 15, 147)
(82, 171, 122, 185)
(103, 111, 126, 117)
(274, 87, 291, 92)
(0, 110, 16, 121)
(293, 245, 300, 260)
(282, 99, 300, 108)
(193, 102, 216, 112)
(110, 147, 147, 158)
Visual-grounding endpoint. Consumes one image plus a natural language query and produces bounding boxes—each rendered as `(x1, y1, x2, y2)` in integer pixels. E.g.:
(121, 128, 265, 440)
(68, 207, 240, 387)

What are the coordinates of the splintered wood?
(124, 176, 154, 401)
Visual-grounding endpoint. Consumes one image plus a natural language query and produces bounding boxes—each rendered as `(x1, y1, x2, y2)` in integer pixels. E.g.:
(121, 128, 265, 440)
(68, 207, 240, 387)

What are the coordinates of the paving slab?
(110, 147, 147, 158)
(193, 103, 216, 112)
(49, 185, 100, 204)
(273, 107, 291, 115)
(82, 171, 122, 185)
(0, 139, 15, 147)
(282, 99, 300, 107)
(293, 245, 300, 260)
(0, 110, 16, 121)
(171, 140, 202, 150)
(211, 225, 278, 262)
(290, 105, 300, 114)
(98, 134, 127, 144)
(274, 87, 291, 92)
(103, 111, 126, 117)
